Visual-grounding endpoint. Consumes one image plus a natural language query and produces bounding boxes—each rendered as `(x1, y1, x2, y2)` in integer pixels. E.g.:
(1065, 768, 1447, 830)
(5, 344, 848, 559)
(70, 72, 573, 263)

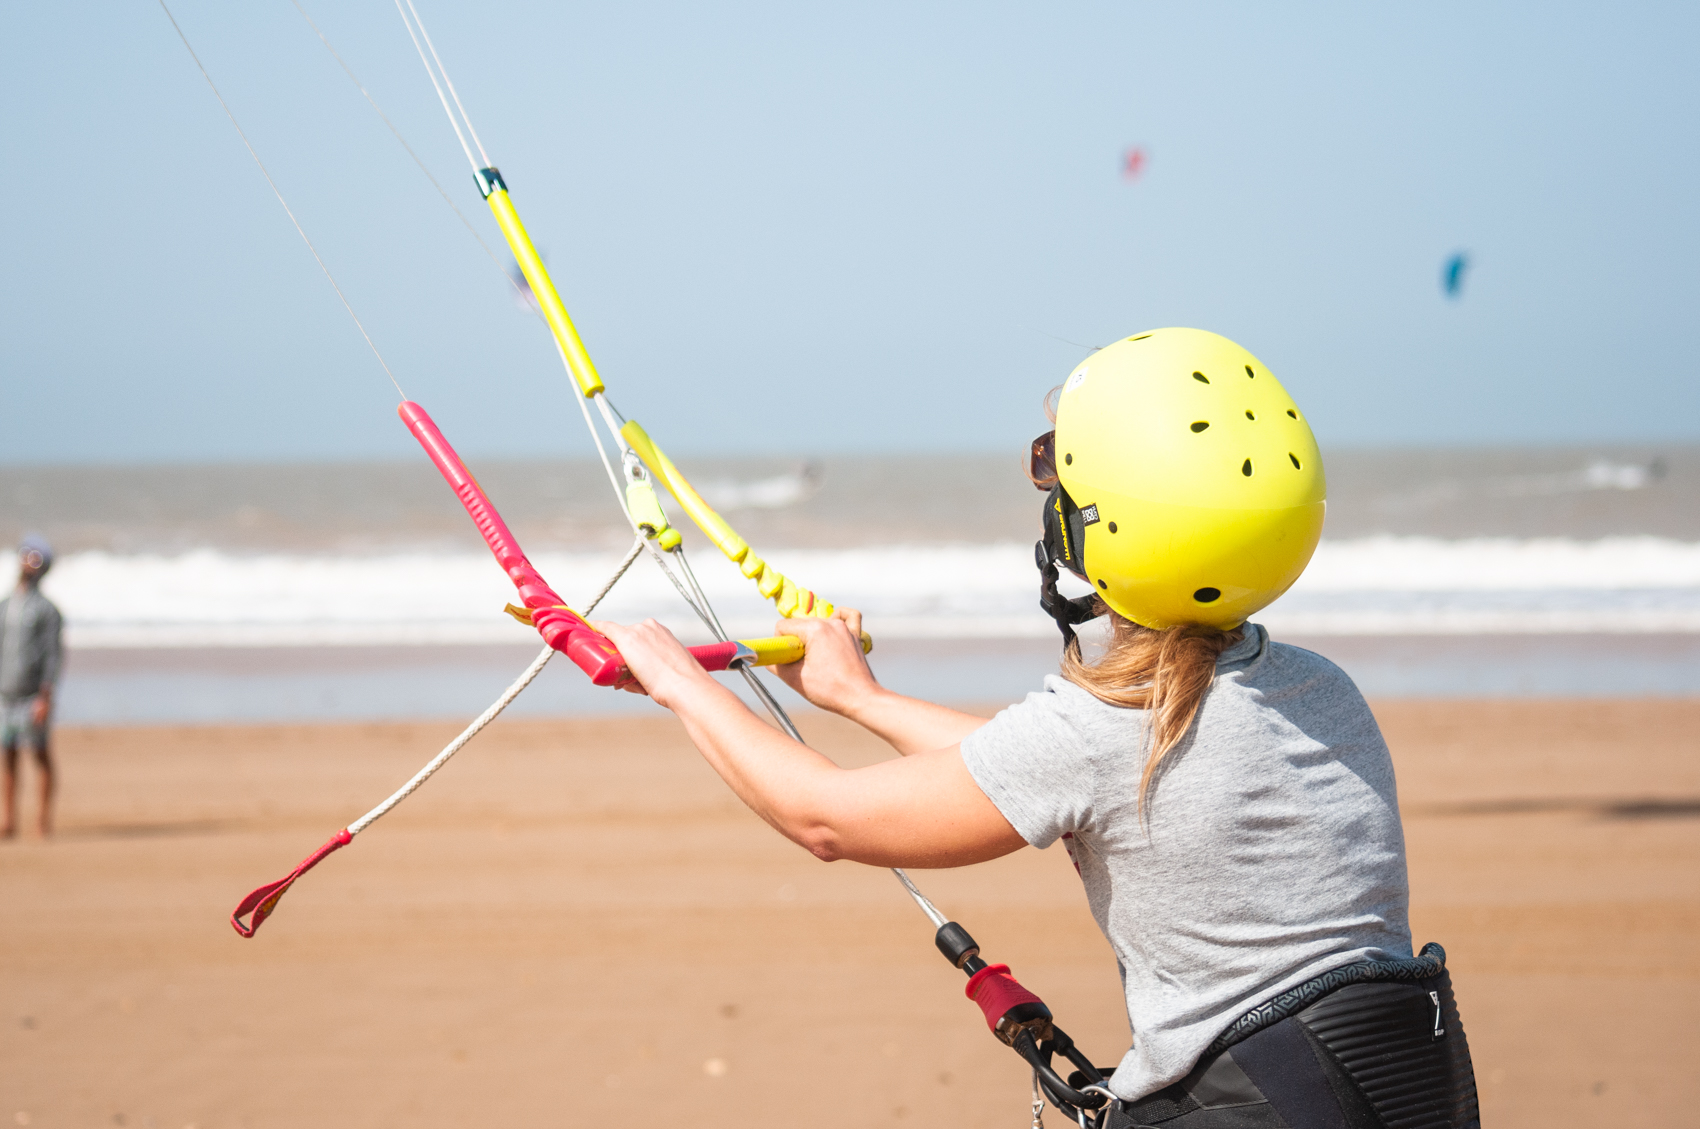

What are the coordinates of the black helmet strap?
(1036, 484, 1098, 645)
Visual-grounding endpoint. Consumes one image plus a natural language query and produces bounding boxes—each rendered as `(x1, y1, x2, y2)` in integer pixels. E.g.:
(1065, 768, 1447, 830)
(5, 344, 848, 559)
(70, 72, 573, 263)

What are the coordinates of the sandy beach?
(1, 698, 1695, 1128)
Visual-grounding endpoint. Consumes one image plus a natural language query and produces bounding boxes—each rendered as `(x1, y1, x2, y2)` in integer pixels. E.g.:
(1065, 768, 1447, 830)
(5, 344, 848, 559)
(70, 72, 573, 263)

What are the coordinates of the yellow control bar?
(503, 604, 871, 668)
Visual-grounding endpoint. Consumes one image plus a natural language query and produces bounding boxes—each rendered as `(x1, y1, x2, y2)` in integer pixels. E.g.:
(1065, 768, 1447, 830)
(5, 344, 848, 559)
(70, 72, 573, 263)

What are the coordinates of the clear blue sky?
(2, 2, 1696, 463)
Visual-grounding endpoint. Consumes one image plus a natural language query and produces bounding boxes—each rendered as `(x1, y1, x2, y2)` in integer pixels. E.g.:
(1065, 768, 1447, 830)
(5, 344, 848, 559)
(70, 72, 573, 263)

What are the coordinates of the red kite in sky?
(1122, 147, 1147, 182)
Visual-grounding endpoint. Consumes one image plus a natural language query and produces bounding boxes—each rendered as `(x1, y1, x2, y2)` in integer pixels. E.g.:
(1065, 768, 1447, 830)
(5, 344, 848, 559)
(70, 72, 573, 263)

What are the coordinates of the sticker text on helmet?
(1080, 503, 1100, 525)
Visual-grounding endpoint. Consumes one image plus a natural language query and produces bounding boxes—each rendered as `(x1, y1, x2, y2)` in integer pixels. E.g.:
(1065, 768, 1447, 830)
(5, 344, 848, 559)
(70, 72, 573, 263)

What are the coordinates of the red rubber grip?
(399, 402, 630, 686)
(687, 641, 739, 672)
(964, 963, 1047, 1032)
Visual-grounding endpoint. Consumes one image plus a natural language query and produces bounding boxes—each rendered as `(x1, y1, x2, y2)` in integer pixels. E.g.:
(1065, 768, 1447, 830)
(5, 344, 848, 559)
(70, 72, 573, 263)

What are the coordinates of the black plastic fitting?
(934, 921, 981, 969)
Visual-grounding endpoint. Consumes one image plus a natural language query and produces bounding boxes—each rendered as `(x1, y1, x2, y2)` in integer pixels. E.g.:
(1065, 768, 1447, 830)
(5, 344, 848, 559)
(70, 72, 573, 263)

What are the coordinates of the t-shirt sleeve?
(960, 677, 1102, 849)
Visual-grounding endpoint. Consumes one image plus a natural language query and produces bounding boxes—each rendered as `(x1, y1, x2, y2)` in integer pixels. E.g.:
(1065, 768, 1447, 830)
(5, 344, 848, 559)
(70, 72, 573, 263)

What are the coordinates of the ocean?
(3, 443, 1696, 722)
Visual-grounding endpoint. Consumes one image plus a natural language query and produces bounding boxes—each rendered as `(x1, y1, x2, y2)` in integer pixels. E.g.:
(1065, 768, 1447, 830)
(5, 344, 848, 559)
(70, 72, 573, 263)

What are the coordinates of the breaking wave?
(38, 535, 1700, 648)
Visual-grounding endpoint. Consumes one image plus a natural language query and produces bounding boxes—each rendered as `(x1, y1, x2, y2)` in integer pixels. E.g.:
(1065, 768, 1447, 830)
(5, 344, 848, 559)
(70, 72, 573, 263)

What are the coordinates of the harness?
(1110, 945, 1479, 1129)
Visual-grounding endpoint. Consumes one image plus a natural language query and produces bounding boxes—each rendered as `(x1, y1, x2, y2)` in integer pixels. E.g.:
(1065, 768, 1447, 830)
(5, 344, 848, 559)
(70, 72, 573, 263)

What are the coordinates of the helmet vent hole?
(1097, 579, 1108, 590)
(1245, 365, 1255, 378)
(1287, 409, 1298, 419)
(1064, 453, 1073, 465)
(1107, 522, 1117, 533)
(1245, 410, 1255, 420)
(1241, 459, 1253, 476)
(1129, 333, 1152, 341)
(1193, 587, 1221, 603)
(1289, 453, 1302, 469)
(1190, 421, 1210, 433)
(1192, 371, 1209, 384)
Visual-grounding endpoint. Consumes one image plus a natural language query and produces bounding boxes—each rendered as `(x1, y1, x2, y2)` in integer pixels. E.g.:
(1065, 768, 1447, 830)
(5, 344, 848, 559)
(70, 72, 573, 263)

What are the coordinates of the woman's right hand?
(771, 607, 881, 718)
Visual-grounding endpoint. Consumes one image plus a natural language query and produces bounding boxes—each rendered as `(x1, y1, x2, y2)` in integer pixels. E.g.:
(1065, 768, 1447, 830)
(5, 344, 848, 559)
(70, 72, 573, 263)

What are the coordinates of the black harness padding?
(1289, 975, 1479, 1129)
(1203, 943, 1450, 1057)
(1108, 1048, 1291, 1127)
(1106, 945, 1479, 1129)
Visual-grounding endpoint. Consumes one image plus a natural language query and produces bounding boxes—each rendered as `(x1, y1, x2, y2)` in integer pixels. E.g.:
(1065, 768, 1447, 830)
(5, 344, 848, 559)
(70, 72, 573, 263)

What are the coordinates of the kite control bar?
(400, 401, 867, 687)
(230, 403, 867, 939)
(934, 921, 1114, 1120)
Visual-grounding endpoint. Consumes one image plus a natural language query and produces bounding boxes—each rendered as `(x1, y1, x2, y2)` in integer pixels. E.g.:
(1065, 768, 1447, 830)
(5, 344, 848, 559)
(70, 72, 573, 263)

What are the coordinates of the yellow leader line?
(474, 165, 844, 624)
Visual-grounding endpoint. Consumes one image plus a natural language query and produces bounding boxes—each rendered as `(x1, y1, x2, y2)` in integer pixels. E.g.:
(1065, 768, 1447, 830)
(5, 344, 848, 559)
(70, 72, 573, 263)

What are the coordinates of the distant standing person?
(2, 536, 63, 838)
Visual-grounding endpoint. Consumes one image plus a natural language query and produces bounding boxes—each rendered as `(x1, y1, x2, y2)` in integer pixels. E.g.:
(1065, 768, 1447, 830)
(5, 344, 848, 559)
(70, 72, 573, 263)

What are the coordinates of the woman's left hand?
(593, 619, 715, 710)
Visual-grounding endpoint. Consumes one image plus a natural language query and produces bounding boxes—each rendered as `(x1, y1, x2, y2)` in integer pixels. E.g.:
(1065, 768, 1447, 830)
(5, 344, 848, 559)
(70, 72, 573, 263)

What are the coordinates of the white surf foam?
(34, 536, 1700, 649)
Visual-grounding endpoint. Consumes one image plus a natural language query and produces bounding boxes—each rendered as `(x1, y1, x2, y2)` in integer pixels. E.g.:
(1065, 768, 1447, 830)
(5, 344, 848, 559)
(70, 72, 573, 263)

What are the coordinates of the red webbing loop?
(964, 963, 1047, 1032)
(231, 828, 352, 938)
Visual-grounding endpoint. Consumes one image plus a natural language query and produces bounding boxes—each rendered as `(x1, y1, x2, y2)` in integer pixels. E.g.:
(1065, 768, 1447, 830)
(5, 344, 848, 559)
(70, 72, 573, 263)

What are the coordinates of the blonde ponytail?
(1061, 608, 1242, 812)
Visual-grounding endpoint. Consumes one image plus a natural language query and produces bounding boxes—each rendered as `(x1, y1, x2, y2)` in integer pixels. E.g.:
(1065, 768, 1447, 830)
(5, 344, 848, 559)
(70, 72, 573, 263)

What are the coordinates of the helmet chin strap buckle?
(1036, 539, 1098, 645)
(1037, 483, 1098, 645)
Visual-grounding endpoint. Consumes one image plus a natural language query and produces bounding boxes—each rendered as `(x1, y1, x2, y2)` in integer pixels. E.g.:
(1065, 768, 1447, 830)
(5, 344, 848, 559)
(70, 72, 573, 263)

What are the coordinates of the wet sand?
(1, 699, 1696, 1128)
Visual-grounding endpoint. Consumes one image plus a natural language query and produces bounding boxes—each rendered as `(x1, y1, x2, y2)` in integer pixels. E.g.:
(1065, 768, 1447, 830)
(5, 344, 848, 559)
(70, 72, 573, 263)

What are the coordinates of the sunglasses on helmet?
(1028, 430, 1058, 490)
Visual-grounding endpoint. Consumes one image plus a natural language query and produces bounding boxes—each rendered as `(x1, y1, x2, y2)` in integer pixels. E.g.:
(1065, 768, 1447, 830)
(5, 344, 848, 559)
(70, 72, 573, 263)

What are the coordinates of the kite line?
(159, 2, 1117, 1120)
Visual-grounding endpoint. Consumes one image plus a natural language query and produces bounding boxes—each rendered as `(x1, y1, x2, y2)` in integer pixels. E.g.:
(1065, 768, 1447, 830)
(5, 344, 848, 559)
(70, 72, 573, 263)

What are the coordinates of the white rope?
(346, 537, 645, 836)
(674, 545, 729, 639)
(584, 536, 646, 617)
(348, 643, 552, 834)
(892, 866, 949, 927)
(158, 0, 405, 400)
(393, 0, 479, 175)
(574, 357, 630, 506)
(399, 0, 492, 168)
(289, 0, 527, 305)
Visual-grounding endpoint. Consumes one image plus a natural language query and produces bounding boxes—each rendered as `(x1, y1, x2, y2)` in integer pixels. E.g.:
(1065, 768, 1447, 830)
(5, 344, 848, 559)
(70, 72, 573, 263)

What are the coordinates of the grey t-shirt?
(0, 584, 62, 701)
(960, 624, 1411, 1101)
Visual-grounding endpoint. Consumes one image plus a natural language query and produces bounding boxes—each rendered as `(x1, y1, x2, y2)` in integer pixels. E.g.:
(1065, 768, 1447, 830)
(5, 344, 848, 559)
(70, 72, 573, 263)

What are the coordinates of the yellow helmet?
(1035, 328, 1326, 632)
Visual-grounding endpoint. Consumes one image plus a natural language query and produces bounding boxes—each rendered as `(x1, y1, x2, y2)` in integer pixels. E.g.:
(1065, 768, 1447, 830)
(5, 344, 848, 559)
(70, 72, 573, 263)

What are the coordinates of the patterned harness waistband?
(1202, 942, 1448, 1058)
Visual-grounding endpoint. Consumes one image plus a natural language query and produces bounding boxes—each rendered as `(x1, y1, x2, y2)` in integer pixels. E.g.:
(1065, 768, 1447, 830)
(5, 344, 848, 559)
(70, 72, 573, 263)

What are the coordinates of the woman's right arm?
(772, 609, 993, 756)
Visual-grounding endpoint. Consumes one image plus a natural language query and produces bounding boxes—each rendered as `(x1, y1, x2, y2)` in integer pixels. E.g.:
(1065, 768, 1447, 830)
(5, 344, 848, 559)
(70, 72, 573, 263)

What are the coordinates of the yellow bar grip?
(485, 188, 604, 398)
(741, 635, 806, 666)
(740, 632, 873, 667)
(619, 419, 750, 562)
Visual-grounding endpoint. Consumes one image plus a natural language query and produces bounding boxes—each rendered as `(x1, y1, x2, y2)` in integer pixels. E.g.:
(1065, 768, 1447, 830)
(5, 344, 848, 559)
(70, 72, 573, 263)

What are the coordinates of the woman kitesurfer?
(601, 328, 1478, 1129)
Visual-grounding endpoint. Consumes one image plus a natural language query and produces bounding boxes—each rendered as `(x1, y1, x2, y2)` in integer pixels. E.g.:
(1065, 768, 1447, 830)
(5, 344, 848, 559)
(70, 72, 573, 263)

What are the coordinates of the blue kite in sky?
(1442, 252, 1469, 298)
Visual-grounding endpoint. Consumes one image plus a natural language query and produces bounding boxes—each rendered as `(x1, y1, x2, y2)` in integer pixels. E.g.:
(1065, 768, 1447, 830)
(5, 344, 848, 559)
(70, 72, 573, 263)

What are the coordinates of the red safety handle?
(964, 963, 1048, 1033)
(399, 401, 630, 686)
(231, 829, 352, 937)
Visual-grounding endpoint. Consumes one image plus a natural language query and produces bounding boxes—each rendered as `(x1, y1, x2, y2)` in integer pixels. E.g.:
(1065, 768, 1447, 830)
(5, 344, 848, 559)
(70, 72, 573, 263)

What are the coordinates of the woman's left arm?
(598, 619, 1028, 868)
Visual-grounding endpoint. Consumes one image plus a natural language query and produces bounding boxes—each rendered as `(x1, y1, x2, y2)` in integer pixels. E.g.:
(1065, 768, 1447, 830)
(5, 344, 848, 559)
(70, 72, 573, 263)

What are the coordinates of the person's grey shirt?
(960, 624, 1411, 1101)
(0, 584, 63, 701)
